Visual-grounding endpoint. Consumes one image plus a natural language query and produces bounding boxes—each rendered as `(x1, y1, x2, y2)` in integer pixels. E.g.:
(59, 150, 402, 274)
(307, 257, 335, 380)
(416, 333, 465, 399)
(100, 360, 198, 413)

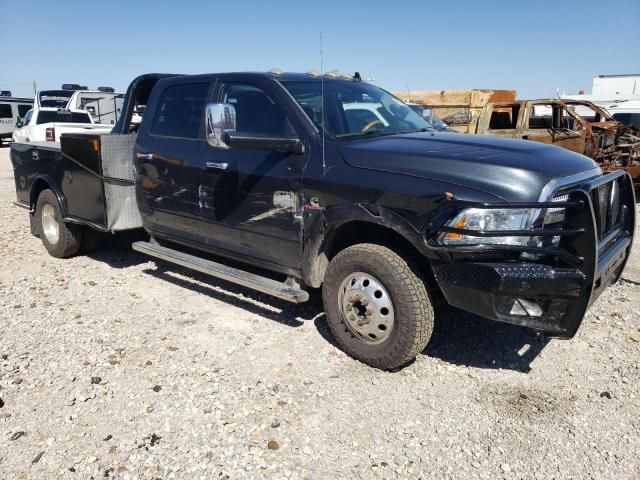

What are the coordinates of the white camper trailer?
(68, 88, 125, 125)
(0, 95, 33, 144)
(562, 74, 640, 110)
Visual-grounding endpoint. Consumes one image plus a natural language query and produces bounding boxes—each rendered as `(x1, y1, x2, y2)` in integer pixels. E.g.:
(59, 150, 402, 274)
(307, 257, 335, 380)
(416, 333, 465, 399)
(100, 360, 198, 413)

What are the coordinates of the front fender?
(325, 203, 428, 251)
(301, 203, 432, 288)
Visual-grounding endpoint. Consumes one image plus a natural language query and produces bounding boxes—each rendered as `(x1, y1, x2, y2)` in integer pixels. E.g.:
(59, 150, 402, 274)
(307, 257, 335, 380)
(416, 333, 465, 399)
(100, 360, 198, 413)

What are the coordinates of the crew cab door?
(199, 78, 307, 271)
(134, 80, 213, 237)
(520, 101, 587, 154)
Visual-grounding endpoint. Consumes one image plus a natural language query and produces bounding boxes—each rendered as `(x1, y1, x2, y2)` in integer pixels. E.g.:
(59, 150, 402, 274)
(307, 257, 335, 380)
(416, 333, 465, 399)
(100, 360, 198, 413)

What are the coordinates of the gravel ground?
(0, 145, 639, 480)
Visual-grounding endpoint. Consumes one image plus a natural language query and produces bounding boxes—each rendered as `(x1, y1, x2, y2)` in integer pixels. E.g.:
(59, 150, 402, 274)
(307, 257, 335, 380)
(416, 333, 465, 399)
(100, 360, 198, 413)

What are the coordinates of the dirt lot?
(0, 145, 639, 479)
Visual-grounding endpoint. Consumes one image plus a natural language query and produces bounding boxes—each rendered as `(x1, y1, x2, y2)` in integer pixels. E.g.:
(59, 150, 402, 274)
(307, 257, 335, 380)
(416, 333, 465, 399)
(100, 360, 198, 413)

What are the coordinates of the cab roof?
(173, 71, 362, 83)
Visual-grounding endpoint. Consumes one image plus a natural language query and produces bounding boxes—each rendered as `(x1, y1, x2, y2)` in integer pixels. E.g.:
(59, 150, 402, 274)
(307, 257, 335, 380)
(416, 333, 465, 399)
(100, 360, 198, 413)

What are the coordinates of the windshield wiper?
(402, 127, 433, 133)
(337, 129, 399, 139)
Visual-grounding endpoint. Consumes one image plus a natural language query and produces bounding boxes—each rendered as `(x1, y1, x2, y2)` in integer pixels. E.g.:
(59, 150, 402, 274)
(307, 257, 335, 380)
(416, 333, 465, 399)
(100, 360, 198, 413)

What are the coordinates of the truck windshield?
(36, 111, 92, 124)
(282, 80, 433, 138)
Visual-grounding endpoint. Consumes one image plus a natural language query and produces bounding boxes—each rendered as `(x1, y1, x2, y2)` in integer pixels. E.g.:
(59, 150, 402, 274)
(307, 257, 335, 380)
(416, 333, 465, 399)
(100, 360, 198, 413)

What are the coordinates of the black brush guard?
(428, 170, 636, 338)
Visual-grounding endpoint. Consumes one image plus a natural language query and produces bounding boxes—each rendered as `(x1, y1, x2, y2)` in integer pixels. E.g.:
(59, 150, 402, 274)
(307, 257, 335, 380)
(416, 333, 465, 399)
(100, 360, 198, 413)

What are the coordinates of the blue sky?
(1, 0, 638, 99)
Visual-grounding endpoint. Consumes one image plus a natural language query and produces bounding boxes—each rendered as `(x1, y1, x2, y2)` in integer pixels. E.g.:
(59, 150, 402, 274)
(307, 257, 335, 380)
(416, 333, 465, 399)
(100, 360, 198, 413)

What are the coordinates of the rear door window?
(151, 83, 209, 139)
(488, 105, 519, 130)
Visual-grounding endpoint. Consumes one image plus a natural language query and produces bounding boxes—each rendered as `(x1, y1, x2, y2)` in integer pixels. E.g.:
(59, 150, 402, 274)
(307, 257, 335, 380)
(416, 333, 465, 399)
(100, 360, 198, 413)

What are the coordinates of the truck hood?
(338, 132, 600, 201)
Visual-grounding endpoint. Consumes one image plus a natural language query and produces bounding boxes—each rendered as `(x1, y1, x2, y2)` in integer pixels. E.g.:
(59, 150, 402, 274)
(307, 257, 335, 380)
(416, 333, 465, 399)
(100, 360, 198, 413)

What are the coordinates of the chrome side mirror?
(206, 103, 236, 148)
(15, 117, 23, 128)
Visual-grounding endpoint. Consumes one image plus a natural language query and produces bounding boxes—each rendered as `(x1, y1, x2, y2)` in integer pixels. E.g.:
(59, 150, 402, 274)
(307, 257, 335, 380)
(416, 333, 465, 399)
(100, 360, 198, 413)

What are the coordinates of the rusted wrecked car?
(476, 99, 640, 188)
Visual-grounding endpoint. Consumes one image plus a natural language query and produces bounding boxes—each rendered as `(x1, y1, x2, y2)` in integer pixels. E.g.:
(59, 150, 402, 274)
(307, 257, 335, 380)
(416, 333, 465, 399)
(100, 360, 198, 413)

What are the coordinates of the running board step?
(132, 241, 309, 303)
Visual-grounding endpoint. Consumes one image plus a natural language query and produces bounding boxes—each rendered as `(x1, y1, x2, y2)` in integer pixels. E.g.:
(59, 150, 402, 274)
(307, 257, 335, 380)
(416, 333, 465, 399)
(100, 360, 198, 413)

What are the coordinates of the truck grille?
(548, 176, 623, 245)
(546, 188, 571, 226)
(591, 179, 621, 240)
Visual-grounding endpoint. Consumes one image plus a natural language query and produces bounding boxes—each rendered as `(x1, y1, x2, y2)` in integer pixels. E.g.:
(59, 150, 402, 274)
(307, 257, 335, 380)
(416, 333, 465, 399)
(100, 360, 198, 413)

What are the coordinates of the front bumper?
(429, 170, 635, 338)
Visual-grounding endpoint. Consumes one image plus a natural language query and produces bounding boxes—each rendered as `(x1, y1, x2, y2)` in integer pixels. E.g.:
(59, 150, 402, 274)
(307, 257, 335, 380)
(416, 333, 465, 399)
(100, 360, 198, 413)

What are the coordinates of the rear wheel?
(29, 212, 39, 236)
(35, 189, 82, 258)
(322, 243, 434, 369)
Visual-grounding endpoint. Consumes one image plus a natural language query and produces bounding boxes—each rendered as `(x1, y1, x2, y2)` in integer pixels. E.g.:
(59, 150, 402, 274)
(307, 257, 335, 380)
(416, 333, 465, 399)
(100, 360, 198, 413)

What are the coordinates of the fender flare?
(30, 174, 68, 217)
(301, 203, 430, 287)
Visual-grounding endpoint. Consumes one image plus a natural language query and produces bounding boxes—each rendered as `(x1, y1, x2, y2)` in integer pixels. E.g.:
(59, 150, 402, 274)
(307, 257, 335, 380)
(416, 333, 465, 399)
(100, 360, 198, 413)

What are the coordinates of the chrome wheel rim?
(41, 203, 60, 245)
(338, 272, 395, 344)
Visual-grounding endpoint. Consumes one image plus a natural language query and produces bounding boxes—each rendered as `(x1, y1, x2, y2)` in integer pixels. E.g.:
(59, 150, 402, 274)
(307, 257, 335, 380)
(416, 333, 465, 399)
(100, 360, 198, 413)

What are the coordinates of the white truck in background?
(12, 88, 113, 143)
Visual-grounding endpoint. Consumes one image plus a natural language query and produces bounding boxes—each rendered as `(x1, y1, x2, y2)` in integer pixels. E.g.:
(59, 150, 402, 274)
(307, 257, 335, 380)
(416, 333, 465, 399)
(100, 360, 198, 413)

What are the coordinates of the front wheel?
(35, 189, 82, 258)
(322, 243, 434, 369)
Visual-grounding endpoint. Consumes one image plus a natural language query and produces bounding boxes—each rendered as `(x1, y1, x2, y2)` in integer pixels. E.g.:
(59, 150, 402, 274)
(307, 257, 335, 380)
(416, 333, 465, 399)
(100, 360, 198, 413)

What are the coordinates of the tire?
(35, 189, 82, 258)
(322, 243, 434, 369)
(29, 212, 39, 236)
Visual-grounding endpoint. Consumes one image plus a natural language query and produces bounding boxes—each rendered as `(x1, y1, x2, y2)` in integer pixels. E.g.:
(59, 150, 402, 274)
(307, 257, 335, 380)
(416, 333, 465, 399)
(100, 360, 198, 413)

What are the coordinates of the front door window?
(220, 83, 295, 137)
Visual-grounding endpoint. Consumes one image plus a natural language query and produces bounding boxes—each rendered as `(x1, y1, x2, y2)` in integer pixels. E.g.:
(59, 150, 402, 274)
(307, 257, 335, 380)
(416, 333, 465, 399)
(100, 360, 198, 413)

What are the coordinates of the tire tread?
(35, 189, 82, 258)
(322, 243, 434, 369)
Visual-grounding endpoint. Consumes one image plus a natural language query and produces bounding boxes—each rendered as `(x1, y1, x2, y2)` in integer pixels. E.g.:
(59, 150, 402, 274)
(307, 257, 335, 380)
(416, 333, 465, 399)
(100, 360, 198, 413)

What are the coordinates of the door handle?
(204, 161, 229, 170)
(136, 152, 154, 160)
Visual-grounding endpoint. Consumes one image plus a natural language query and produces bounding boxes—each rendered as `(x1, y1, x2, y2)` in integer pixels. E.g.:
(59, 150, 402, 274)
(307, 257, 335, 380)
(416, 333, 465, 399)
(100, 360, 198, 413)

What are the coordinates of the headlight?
(438, 207, 565, 247)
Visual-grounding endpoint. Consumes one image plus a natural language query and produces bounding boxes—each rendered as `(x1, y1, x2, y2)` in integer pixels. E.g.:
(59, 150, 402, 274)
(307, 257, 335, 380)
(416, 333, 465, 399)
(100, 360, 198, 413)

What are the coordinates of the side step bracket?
(132, 241, 309, 303)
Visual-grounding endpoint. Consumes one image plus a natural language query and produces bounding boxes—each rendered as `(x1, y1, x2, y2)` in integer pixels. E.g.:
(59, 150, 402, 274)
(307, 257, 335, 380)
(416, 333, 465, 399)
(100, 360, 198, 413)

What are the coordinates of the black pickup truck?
(10, 71, 636, 369)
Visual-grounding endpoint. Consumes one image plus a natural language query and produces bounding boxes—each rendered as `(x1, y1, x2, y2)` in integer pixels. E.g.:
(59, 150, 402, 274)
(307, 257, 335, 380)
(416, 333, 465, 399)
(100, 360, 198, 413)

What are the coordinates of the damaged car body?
(10, 71, 637, 369)
(477, 98, 640, 188)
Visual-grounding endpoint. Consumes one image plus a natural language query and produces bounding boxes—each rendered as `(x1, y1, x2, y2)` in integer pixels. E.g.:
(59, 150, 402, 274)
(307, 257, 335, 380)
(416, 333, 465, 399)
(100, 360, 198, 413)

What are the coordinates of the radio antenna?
(320, 32, 326, 174)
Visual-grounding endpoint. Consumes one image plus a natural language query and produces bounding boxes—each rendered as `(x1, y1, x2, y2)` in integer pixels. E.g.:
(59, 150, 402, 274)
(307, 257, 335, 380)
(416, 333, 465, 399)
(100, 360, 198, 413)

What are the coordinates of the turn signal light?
(443, 216, 467, 240)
